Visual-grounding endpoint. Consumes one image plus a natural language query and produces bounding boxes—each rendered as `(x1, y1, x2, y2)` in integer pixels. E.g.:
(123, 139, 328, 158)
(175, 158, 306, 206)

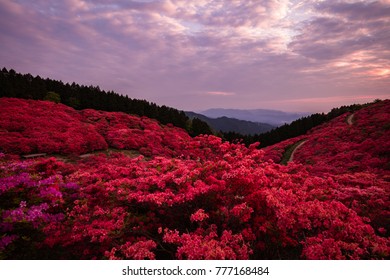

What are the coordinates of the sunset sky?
(1, 0, 389, 112)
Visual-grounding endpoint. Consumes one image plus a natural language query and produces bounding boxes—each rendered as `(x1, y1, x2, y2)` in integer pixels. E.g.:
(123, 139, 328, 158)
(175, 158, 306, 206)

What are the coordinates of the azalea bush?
(0, 98, 389, 259)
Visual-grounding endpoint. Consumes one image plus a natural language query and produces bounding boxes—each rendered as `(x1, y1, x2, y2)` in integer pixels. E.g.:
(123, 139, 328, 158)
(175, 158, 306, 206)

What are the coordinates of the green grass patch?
(280, 139, 306, 165)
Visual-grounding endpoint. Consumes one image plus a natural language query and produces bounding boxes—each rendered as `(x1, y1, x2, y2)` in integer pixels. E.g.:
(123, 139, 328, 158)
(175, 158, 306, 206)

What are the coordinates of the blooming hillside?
(293, 100, 389, 178)
(0, 97, 389, 260)
(0, 98, 194, 157)
(264, 100, 389, 177)
(263, 100, 390, 241)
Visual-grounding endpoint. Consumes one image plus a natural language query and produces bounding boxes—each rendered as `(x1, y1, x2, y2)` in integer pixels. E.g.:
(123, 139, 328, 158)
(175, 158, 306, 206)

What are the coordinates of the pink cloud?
(206, 91, 236, 96)
(280, 95, 390, 105)
(0, 0, 389, 113)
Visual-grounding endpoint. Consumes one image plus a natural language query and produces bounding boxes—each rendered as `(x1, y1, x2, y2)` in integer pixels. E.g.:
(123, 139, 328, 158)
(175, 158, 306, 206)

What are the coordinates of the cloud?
(317, 0, 390, 21)
(290, 16, 387, 59)
(205, 91, 236, 96)
(288, 0, 390, 84)
(171, 0, 290, 28)
(281, 95, 390, 104)
(0, 0, 389, 112)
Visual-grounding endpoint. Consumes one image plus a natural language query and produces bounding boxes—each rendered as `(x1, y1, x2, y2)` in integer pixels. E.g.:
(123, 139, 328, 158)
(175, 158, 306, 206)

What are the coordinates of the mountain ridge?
(185, 111, 275, 135)
(200, 108, 311, 126)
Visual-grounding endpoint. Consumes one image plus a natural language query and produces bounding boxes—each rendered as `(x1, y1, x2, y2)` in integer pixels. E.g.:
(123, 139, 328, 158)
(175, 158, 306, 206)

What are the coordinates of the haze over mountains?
(185, 111, 275, 135)
(200, 108, 311, 126)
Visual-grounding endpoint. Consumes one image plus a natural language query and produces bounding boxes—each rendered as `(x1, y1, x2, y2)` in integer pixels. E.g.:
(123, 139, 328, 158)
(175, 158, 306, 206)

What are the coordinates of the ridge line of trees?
(0, 67, 377, 148)
(0, 67, 212, 136)
(222, 103, 375, 148)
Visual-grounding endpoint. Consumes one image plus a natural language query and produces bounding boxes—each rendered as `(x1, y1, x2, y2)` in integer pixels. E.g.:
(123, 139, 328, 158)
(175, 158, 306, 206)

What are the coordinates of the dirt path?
(284, 113, 353, 164)
(347, 113, 354, 125)
(288, 140, 307, 163)
(23, 148, 140, 163)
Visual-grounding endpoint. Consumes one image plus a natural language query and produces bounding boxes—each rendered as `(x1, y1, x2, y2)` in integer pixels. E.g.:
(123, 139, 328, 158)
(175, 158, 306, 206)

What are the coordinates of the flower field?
(0, 97, 389, 259)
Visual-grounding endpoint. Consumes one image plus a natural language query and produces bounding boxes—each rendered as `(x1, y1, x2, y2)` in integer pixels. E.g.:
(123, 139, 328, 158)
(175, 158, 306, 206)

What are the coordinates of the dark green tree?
(191, 118, 213, 136)
(68, 97, 81, 109)
(44, 91, 61, 103)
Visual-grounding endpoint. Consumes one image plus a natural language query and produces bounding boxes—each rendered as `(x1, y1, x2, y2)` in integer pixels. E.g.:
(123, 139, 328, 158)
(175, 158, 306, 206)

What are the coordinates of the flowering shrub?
(0, 98, 389, 259)
(190, 209, 209, 223)
(0, 155, 78, 258)
(0, 98, 107, 155)
(162, 226, 253, 260)
(263, 100, 390, 236)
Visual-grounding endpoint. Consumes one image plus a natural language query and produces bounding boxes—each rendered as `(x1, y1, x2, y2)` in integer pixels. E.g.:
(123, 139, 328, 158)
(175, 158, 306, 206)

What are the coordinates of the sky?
(0, 0, 389, 113)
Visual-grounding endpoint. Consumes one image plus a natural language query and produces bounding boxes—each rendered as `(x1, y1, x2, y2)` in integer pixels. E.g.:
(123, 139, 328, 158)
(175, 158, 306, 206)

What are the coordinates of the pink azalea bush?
(0, 98, 389, 259)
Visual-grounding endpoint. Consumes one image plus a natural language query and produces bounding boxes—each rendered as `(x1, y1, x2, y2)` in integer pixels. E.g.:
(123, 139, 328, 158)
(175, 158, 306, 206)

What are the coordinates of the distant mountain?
(185, 111, 275, 135)
(200, 108, 310, 126)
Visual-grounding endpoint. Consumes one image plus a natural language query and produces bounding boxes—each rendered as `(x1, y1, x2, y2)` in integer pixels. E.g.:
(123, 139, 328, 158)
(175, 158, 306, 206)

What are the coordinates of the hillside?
(0, 98, 193, 158)
(0, 97, 389, 260)
(0, 68, 212, 137)
(185, 111, 275, 135)
(263, 99, 389, 177)
(292, 100, 389, 177)
(222, 103, 367, 148)
(263, 100, 390, 236)
(0, 67, 363, 147)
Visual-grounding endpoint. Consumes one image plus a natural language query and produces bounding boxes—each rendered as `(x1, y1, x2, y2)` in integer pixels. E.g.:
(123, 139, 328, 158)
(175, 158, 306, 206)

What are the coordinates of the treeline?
(0, 68, 212, 136)
(0, 67, 373, 148)
(223, 103, 370, 148)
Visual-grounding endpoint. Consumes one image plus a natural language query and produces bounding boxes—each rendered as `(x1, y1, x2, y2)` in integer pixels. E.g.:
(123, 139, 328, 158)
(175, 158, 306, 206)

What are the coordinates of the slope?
(263, 99, 389, 178)
(0, 68, 212, 137)
(263, 99, 390, 236)
(0, 97, 389, 260)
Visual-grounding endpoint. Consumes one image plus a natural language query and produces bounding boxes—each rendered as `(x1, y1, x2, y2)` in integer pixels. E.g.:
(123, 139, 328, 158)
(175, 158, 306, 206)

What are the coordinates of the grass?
(280, 139, 306, 165)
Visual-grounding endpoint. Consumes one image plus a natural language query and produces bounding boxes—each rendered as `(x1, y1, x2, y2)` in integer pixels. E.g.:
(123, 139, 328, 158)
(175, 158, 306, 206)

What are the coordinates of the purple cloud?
(0, 0, 389, 113)
(317, 0, 390, 21)
(205, 91, 236, 96)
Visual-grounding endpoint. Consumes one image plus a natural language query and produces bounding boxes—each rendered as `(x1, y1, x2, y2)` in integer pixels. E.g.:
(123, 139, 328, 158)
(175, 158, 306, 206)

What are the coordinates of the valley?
(0, 97, 388, 260)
